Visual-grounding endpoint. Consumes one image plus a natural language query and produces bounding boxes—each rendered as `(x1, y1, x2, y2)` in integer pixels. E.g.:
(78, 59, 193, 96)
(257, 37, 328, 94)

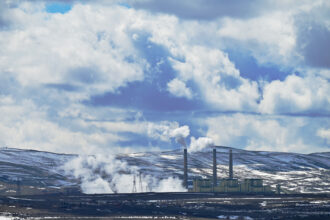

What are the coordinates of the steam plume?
(147, 121, 189, 148)
(170, 126, 189, 148)
(62, 154, 186, 194)
(189, 137, 214, 152)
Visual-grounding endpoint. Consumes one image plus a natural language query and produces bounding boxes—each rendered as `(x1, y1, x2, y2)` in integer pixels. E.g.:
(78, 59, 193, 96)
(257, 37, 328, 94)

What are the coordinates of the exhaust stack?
(229, 149, 233, 179)
(213, 148, 217, 188)
(184, 148, 188, 188)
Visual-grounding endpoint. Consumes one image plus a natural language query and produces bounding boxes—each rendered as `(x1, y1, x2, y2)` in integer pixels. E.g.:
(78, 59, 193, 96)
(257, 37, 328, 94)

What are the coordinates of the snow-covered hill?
(121, 146, 330, 193)
(0, 146, 329, 193)
(0, 147, 75, 187)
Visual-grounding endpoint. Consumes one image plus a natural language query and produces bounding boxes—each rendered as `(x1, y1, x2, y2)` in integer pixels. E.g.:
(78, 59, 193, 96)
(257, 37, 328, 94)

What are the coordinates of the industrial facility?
(184, 148, 276, 194)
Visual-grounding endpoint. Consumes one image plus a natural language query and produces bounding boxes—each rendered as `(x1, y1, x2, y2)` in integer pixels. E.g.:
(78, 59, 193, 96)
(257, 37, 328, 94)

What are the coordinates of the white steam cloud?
(62, 121, 215, 194)
(62, 154, 186, 194)
(171, 126, 190, 148)
(189, 137, 214, 152)
(148, 121, 190, 148)
(148, 121, 215, 151)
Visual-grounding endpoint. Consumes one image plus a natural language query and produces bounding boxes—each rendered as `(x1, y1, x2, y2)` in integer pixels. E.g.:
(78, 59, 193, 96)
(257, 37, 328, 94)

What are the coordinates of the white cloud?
(2, 1, 328, 115)
(204, 113, 328, 153)
(217, 11, 297, 66)
(0, 96, 162, 154)
(317, 128, 330, 144)
(259, 74, 330, 114)
(215, 0, 329, 69)
(170, 46, 260, 111)
(0, 0, 329, 155)
(167, 78, 193, 99)
(0, 100, 122, 154)
(138, 0, 330, 115)
(0, 3, 147, 98)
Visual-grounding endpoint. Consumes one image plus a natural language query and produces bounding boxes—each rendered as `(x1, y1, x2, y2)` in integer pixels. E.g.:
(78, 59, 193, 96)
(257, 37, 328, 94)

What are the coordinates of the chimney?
(213, 148, 217, 189)
(184, 148, 188, 188)
(229, 149, 233, 179)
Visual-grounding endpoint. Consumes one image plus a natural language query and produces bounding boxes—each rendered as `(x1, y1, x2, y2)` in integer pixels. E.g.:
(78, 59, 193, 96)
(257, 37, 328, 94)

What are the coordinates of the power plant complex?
(184, 147, 276, 194)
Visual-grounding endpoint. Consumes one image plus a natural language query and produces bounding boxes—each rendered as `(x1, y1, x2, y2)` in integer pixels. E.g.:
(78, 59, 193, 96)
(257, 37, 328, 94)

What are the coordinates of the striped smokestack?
(229, 149, 233, 179)
(183, 148, 188, 189)
(213, 147, 217, 189)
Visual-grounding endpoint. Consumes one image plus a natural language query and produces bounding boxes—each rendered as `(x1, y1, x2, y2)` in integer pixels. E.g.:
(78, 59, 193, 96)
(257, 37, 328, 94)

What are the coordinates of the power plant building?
(188, 147, 274, 194)
(193, 178, 272, 193)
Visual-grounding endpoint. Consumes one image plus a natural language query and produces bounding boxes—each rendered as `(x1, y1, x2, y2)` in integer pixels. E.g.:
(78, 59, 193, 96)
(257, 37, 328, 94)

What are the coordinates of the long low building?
(186, 148, 276, 194)
(192, 178, 273, 193)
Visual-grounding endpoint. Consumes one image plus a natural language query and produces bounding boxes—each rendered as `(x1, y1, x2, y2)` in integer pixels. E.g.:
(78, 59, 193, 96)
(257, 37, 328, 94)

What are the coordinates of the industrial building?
(185, 148, 275, 194)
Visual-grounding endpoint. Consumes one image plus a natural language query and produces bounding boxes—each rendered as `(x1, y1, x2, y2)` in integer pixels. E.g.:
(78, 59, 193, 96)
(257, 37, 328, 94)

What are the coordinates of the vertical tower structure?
(213, 148, 217, 189)
(184, 148, 188, 189)
(132, 175, 137, 193)
(229, 149, 233, 179)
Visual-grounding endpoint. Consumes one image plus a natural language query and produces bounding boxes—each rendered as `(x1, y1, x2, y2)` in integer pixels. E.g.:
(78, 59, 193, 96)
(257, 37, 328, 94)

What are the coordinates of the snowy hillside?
(121, 146, 330, 193)
(0, 147, 75, 187)
(0, 146, 329, 193)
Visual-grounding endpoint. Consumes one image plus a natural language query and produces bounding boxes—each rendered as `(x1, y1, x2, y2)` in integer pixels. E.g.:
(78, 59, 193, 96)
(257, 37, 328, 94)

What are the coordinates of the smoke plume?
(62, 154, 186, 194)
(147, 121, 215, 152)
(170, 126, 189, 148)
(189, 137, 214, 152)
(147, 121, 190, 148)
(62, 121, 215, 194)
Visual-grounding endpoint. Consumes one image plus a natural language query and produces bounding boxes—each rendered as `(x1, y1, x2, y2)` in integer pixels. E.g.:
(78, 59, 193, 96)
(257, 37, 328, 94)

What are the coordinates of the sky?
(0, 0, 329, 154)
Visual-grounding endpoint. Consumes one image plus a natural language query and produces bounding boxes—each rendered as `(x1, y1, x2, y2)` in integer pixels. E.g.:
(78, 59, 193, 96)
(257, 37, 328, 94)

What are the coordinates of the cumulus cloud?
(217, 11, 296, 66)
(214, 0, 330, 70)
(170, 46, 259, 111)
(0, 0, 329, 155)
(0, 94, 159, 154)
(0, 2, 147, 99)
(259, 74, 330, 114)
(204, 113, 329, 153)
(0, 98, 122, 154)
(167, 78, 193, 99)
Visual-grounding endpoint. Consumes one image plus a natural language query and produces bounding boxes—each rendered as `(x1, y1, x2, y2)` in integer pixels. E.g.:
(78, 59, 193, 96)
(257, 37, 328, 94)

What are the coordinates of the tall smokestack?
(229, 149, 233, 179)
(213, 147, 217, 189)
(184, 148, 188, 189)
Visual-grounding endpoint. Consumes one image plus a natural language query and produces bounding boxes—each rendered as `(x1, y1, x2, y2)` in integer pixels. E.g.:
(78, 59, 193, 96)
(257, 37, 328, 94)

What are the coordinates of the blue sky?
(45, 2, 72, 14)
(0, 0, 329, 154)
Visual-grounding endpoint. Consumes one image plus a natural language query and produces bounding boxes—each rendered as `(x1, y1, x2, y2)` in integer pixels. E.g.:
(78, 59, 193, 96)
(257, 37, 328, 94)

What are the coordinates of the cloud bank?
(0, 0, 328, 154)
